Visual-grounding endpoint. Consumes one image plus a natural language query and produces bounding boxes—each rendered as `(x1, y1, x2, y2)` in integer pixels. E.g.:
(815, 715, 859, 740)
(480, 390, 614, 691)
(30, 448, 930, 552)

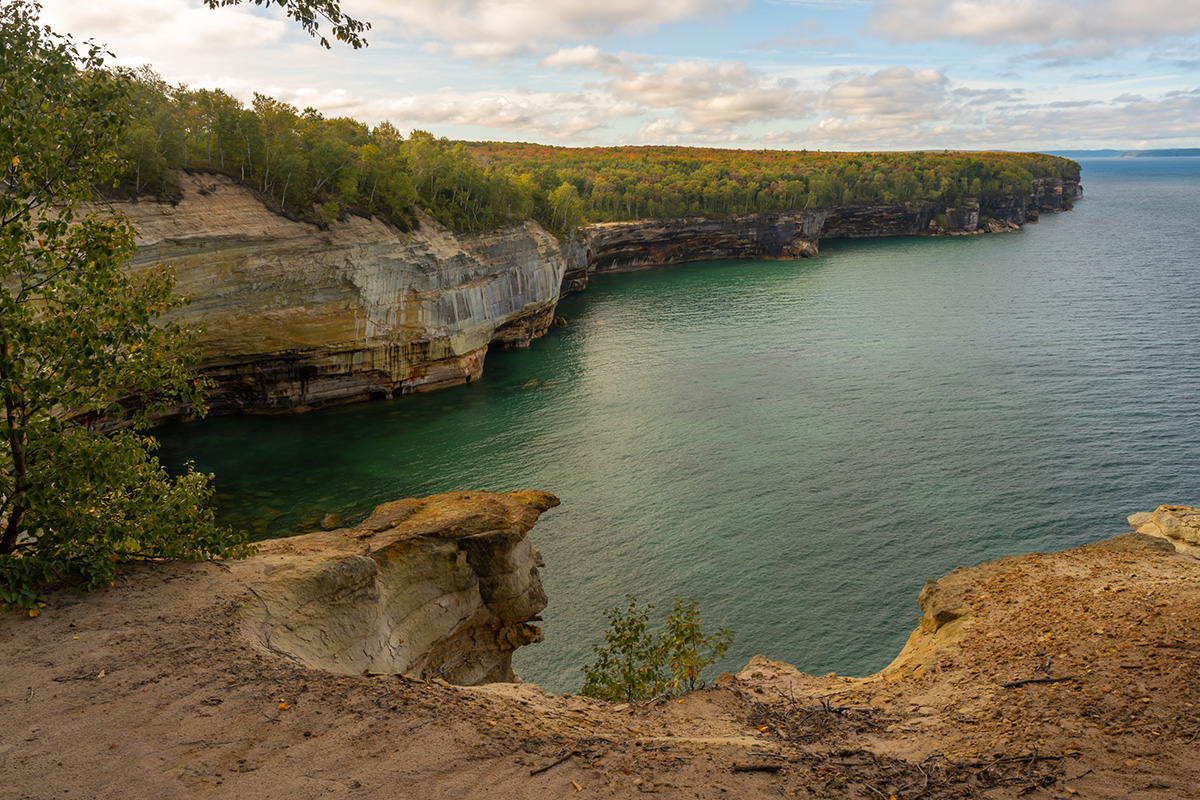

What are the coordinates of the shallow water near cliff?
(156, 158, 1200, 693)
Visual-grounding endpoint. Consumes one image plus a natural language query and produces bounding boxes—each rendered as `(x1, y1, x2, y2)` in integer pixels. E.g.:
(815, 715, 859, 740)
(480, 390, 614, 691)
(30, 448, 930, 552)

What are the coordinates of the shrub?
(580, 595, 734, 702)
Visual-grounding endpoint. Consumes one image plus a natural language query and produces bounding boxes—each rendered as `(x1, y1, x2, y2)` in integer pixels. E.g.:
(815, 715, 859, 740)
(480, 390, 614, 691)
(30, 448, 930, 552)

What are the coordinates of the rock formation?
(239, 489, 558, 685)
(576, 177, 1082, 289)
(119, 172, 571, 413)
(110, 171, 1079, 412)
(6, 499, 1197, 800)
(1127, 504, 1200, 556)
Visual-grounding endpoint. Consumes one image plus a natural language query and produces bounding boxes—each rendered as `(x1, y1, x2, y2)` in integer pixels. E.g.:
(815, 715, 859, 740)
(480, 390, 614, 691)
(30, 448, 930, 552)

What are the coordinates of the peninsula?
(101, 76, 1081, 414)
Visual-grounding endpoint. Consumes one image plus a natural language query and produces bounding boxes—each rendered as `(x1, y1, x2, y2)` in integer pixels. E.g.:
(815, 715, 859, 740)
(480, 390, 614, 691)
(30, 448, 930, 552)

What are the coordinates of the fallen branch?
(731, 763, 783, 773)
(530, 751, 575, 776)
(1000, 676, 1076, 688)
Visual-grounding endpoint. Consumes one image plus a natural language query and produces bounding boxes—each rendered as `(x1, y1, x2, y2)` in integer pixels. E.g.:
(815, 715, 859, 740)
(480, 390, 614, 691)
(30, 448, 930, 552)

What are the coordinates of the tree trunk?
(0, 344, 27, 555)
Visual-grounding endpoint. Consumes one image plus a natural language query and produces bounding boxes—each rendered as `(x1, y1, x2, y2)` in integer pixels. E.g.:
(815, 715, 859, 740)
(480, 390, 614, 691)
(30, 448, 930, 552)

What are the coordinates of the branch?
(1000, 676, 1076, 689)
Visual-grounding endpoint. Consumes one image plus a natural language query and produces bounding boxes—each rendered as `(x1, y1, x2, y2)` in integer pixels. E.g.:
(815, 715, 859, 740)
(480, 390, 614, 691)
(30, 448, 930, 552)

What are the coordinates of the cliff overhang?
(241, 489, 559, 686)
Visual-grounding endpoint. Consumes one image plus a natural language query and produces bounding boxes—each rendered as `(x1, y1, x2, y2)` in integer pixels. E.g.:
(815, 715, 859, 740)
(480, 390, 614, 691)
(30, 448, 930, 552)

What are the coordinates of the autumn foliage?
(109, 72, 1080, 237)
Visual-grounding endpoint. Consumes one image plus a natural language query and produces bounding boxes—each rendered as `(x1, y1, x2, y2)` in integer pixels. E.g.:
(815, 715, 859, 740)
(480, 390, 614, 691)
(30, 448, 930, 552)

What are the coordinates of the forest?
(113, 70, 1081, 236)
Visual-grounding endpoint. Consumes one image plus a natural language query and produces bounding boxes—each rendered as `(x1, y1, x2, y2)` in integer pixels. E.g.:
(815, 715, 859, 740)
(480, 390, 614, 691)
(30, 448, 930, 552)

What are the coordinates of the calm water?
(156, 158, 1200, 693)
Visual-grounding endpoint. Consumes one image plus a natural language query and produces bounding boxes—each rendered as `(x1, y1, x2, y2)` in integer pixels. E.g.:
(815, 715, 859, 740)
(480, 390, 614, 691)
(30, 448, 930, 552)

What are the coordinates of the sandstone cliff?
(574, 177, 1082, 289)
(119, 172, 571, 413)
(241, 489, 558, 685)
(114, 172, 1078, 412)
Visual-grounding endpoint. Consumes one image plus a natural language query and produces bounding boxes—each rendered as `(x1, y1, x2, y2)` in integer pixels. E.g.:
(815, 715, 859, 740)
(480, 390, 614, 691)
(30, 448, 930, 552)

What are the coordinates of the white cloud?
(985, 88, 1200, 144)
(870, 0, 1200, 61)
(637, 118, 746, 143)
(603, 59, 816, 126)
(819, 67, 948, 122)
(541, 45, 630, 74)
(355, 0, 747, 58)
(38, 0, 286, 55)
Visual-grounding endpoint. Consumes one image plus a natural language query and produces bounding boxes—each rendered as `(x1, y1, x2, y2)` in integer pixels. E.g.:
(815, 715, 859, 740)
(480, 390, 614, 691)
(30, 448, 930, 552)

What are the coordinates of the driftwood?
(1000, 676, 1076, 688)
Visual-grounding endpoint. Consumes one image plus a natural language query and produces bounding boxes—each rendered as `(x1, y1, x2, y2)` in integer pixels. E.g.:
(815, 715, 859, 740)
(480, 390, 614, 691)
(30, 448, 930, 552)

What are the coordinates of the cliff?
(241, 489, 558, 685)
(2, 497, 1196, 800)
(113, 172, 1078, 412)
(575, 176, 1082, 288)
(119, 172, 571, 413)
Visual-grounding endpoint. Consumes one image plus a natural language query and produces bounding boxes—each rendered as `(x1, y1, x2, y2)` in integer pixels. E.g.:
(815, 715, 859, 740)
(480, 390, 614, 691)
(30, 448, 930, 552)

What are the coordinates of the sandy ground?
(1, 532, 1197, 800)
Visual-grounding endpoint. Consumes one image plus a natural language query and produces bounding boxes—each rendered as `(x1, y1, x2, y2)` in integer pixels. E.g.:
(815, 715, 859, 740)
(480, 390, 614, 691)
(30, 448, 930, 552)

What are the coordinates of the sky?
(35, 0, 1200, 151)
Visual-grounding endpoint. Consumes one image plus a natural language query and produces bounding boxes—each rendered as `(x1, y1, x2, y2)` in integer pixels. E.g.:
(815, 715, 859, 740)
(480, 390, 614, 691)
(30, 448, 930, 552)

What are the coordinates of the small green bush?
(580, 595, 734, 702)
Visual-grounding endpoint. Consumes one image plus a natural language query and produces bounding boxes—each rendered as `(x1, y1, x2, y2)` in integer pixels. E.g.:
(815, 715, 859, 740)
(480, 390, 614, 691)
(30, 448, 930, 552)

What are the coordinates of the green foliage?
(200, 0, 369, 49)
(105, 72, 1081, 240)
(0, 0, 252, 612)
(662, 598, 734, 693)
(580, 595, 734, 702)
(465, 143, 1082, 224)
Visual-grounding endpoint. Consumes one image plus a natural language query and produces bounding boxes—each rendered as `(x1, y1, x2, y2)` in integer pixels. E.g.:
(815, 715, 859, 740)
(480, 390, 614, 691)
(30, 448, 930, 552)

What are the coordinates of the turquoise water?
(156, 158, 1200, 693)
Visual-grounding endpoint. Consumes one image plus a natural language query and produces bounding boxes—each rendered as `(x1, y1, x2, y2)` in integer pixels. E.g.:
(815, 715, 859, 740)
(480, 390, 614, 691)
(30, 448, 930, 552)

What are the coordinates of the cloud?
(355, 0, 747, 58)
(636, 118, 746, 143)
(819, 66, 948, 122)
(236, 84, 641, 140)
(870, 0, 1200, 61)
(541, 45, 631, 75)
(987, 87, 1200, 143)
(755, 21, 852, 50)
(603, 59, 816, 126)
(38, 0, 286, 54)
(764, 81, 1200, 150)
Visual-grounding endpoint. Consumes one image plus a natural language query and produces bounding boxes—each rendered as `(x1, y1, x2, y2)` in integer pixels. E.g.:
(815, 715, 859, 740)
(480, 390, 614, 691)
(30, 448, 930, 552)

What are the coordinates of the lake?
(156, 158, 1200, 693)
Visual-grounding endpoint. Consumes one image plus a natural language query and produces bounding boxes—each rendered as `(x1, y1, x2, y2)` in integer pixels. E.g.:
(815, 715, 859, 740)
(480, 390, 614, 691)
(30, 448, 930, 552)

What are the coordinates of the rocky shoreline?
(0, 494, 1194, 799)
(111, 171, 1079, 416)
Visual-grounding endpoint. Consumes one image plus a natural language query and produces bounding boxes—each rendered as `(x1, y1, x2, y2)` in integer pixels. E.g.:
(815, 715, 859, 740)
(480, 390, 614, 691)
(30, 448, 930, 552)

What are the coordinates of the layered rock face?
(115, 171, 1079, 411)
(119, 173, 570, 412)
(576, 177, 1082, 289)
(1128, 505, 1200, 556)
(583, 211, 825, 274)
(240, 490, 559, 685)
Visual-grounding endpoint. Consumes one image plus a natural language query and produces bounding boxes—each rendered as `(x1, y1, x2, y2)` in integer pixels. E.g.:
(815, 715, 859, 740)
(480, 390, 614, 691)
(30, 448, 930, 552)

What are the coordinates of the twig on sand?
(1000, 676, 1076, 688)
(530, 750, 575, 776)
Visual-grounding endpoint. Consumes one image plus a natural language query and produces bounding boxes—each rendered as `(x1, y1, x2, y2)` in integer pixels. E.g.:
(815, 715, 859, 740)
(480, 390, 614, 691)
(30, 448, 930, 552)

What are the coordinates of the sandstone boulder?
(240, 489, 559, 685)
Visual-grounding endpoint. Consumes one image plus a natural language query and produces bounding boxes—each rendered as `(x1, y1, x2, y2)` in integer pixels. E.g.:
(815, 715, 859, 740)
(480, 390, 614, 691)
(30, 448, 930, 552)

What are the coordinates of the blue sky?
(37, 0, 1200, 151)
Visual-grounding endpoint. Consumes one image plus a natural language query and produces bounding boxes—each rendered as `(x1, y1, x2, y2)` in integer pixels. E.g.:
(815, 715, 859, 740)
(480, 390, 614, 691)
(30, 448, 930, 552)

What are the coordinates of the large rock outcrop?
(581, 211, 825, 275)
(240, 489, 559, 685)
(1127, 504, 1200, 556)
(113, 171, 1079, 412)
(118, 172, 572, 413)
(573, 176, 1082, 290)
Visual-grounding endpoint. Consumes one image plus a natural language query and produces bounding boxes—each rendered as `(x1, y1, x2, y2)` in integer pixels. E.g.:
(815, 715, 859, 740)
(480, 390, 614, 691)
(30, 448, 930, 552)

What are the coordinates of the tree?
(201, 0, 369, 49)
(580, 595, 734, 702)
(0, 0, 251, 612)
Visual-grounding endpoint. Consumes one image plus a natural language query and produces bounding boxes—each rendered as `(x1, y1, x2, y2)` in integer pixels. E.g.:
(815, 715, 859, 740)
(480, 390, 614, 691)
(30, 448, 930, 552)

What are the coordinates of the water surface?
(158, 158, 1200, 692)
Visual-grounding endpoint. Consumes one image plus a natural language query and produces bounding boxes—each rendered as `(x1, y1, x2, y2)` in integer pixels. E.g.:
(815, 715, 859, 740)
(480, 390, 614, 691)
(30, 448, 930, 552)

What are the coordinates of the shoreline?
(1, 499, 1196, 799)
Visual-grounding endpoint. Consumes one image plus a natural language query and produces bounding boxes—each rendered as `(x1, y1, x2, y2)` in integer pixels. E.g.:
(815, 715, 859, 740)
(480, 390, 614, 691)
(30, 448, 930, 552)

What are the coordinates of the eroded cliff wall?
(116, 171, 1078, 412)
(241, 489, 559, 685)
(574, 177, 1082, 289)
(119, 172, 572, 412)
